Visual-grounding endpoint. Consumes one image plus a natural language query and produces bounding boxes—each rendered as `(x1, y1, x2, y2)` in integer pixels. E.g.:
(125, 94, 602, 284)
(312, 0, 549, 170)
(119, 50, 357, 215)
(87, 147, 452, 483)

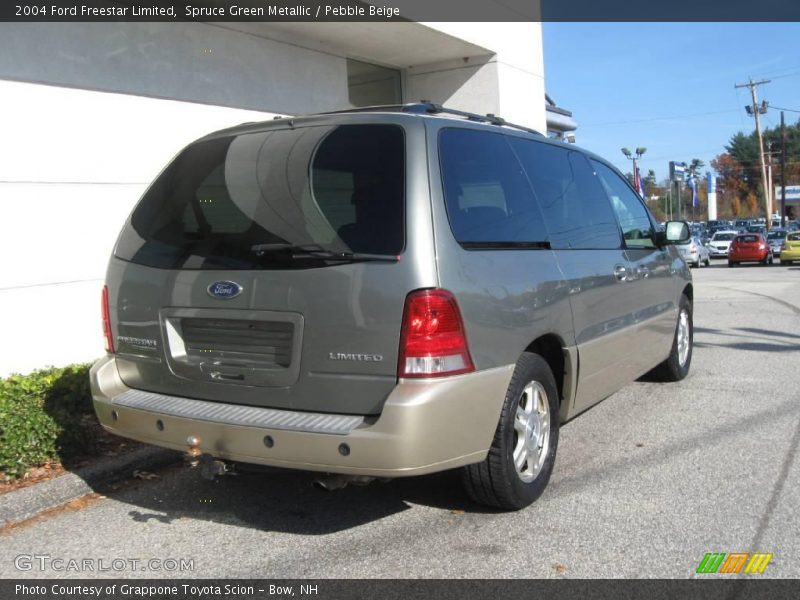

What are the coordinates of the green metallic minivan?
(91, 103, 692, 510)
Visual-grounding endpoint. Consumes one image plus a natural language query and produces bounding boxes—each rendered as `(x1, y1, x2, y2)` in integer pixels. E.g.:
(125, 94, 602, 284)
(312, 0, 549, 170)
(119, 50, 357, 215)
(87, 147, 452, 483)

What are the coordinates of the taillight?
(398, 289, 475, 378)
(101, 285, 114, 353)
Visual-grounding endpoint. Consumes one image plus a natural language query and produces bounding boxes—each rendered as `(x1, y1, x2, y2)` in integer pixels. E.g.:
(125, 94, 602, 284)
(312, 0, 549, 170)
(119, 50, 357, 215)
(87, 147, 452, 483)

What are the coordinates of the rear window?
(115, 124, 404, 269)
(736, 235, 758, 243)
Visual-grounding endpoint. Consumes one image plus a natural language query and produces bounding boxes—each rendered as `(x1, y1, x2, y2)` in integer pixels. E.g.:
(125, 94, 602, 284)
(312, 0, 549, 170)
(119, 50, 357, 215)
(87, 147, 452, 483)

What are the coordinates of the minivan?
(91, 103, 693, 510)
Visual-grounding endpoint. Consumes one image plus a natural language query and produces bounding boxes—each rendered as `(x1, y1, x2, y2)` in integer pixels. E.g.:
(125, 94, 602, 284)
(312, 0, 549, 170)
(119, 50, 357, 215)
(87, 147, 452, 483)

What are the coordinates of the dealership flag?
(688, 175, 698, 207)
(634, 166, 645, 198)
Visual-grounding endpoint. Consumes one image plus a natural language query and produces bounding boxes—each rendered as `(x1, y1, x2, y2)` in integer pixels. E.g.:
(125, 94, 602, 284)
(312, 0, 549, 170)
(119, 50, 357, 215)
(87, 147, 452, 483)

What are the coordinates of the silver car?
(767, 229, 788, 257)
(677, 236, 711, 268)
(91, 103, 693, 510)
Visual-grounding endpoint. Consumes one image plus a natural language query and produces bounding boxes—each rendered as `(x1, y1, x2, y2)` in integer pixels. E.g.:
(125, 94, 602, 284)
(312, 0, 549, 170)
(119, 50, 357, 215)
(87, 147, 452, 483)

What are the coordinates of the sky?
(542, 23, 800, 182)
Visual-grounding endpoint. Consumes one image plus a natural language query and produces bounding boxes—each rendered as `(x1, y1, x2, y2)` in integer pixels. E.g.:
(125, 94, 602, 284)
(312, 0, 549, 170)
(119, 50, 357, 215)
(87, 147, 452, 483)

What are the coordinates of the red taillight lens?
(398, 289, 475, 378)
(101, 285, 114, 353)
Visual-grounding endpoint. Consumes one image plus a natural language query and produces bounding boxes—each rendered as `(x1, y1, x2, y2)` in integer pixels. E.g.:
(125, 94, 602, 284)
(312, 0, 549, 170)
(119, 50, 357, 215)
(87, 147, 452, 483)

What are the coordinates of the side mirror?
(656, 221, 691, 246)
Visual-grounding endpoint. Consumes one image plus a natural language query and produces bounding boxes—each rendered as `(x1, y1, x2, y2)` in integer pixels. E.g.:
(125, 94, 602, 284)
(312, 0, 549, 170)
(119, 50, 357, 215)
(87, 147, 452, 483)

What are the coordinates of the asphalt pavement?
(1, 261, 798, 579)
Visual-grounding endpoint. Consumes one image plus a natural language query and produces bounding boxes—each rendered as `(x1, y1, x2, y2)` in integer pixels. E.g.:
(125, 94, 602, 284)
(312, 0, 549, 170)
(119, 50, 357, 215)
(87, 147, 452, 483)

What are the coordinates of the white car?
(708, 230, 739, 258)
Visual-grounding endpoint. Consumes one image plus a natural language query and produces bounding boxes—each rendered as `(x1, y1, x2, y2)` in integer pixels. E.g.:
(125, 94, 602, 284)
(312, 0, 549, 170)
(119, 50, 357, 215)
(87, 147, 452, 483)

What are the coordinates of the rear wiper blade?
(250, 243, 398, 262)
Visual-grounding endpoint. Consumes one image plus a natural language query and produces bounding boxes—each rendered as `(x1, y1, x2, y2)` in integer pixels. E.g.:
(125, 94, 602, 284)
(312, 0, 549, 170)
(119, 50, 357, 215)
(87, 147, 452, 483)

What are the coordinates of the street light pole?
(621, 146, 647, 198)
(735, 78, 771, 229)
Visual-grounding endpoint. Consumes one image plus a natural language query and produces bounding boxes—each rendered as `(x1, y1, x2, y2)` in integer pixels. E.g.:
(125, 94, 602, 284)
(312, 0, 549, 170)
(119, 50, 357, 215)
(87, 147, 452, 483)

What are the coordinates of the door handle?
(613, 264, 629, 282)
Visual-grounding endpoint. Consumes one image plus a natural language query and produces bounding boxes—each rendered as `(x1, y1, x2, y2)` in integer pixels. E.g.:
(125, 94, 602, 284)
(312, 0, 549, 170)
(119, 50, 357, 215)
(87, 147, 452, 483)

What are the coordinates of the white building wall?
(0, 81, 280, 375)
(416, 22, 546, 132)
(0, 21, 547, 376)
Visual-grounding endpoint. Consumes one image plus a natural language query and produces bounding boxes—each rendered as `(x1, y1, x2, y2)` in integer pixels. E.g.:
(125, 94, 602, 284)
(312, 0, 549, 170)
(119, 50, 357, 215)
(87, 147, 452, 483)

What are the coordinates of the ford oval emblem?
(207, 281, 243, 300)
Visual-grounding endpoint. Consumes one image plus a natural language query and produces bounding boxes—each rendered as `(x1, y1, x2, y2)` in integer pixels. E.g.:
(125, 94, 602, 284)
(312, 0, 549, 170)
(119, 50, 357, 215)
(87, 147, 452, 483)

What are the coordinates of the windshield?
(115, 124, 405, 269)
(713, 233, 735, 241)
(767, 231, 786, 240)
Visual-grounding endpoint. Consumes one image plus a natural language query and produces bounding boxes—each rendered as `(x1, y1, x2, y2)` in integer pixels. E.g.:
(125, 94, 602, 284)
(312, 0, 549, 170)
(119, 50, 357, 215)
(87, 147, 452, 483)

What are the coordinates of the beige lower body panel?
(91, 356, 514, 477)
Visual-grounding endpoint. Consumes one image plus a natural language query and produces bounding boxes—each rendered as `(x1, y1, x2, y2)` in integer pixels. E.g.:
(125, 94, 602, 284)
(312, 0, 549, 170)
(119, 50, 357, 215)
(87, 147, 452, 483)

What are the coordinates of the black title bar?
(2, 0, 800, 22)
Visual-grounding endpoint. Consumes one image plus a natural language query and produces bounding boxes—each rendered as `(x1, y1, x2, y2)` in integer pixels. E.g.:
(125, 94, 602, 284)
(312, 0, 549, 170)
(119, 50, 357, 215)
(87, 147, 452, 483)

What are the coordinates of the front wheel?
(462, 352, 559, 511)
(647, 295, 693, 382)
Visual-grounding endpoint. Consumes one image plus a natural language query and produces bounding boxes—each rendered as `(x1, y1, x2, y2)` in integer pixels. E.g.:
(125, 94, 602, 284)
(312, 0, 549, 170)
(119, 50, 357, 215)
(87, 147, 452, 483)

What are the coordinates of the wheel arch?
(682, 282, 693, 304)
(522, 334, 574, 422)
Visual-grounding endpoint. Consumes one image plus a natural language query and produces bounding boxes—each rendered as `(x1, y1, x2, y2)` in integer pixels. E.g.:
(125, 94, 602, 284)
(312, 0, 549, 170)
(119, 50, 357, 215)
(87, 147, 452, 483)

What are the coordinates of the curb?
(0, 447, 180, 527)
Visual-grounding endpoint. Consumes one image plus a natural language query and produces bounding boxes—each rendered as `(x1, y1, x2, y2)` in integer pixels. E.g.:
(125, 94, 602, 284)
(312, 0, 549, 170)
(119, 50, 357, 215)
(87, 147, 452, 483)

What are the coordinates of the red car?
(728, 233, 773, 266)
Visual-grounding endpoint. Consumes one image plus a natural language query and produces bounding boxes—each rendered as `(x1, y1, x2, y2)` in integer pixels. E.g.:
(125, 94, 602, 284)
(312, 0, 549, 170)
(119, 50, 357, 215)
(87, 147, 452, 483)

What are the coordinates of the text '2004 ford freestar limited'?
(91, 103, 693, 510)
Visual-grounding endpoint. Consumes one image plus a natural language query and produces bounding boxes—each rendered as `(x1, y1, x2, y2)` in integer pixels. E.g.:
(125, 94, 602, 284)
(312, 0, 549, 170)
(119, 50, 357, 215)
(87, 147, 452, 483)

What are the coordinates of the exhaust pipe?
(313, 474, 376, 491)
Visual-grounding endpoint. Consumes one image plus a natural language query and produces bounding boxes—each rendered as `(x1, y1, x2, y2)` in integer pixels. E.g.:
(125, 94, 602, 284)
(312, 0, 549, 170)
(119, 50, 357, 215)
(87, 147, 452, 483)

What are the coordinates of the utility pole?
(735, 78, 771, 229)
(781, 111, 787, 228)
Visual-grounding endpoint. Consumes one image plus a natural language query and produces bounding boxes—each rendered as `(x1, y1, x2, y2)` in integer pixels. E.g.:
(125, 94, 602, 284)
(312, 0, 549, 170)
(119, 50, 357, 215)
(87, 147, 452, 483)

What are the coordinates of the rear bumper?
(780, 248, 800, 261)
(91, 356, 513, 477)
(729, 251, 768, 262)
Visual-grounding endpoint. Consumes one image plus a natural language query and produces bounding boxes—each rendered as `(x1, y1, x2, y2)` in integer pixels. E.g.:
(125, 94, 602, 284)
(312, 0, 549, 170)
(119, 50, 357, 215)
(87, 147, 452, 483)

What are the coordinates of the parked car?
(766, 229, 788, 257)
(90, 103, 694, 511)
(728, 233, 773, 266)
(677, 236, 711, 268)
(780, 231, 800, 265)
(708, 230, 738, 257)
(734, 218, 751, 232)
(746, 224, 767, 236)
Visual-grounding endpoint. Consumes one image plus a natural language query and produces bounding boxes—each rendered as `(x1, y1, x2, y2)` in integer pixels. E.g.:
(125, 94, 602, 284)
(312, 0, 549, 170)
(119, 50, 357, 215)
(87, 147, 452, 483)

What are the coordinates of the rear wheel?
(462, 352, 559, 511)
(648, 294, 692, 382)
(728, 261, 735, 267)
(783, 260, 793, 265)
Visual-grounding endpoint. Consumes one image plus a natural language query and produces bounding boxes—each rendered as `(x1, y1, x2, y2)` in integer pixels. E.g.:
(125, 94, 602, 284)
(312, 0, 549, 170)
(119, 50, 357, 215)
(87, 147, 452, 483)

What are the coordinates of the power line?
(768, 71, 800, 81)
(757, 64, 800, 77)
(581, 108, 740, 127)
(770, 105, 800, 114)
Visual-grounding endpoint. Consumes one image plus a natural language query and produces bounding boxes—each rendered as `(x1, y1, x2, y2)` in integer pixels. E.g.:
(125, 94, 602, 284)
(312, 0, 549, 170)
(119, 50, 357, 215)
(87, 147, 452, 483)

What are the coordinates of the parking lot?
(1, 261, 798, 579)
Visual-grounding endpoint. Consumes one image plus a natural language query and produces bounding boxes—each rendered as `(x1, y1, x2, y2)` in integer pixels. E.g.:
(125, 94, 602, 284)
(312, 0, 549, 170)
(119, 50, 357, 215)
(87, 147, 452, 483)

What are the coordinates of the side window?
(591, 160, 657, 249)
(508, 139, 621, 249)
(438, 128, 548, 244)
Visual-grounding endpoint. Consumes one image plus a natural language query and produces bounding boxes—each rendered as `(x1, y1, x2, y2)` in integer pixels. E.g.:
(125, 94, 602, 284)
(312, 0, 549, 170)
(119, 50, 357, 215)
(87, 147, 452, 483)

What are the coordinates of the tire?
(693, 260, 700, 268)
(705, 257, 711, 267)
(647, 295, 693, 382)
(461, 352, 559, 511)
(728, 261, 735, 267)
(783, 260, 793, 265)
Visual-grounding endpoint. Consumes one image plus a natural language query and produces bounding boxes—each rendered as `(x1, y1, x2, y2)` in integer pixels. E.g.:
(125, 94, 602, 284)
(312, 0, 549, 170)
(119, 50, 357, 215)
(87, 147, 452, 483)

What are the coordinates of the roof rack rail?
(319, 102, 543, 136)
